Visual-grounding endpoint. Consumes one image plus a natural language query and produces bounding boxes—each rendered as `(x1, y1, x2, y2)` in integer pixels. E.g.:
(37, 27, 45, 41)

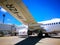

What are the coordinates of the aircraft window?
(44, 24, 46, 25)
(48, 24, 49, 25)
(49, 23, 51, 25)
(54, 23, 55, 24)
(44, 24, 51, 25)
(59, 22, 60, 24)
(48, 24, 50, 25)
(45, 24, 47, 25)
(52, 23, 53, 25)
(45, 24, 48, 25)
(47, 24, 48, 25)
(56, 22, 58, 24)
(45, 23, 51, 25)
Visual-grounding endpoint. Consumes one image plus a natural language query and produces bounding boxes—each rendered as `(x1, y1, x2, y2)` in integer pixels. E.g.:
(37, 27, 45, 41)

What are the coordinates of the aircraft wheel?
(45, 33, 50, 37)
(38, 31, 43, 38)
(28, 30, 32, 35)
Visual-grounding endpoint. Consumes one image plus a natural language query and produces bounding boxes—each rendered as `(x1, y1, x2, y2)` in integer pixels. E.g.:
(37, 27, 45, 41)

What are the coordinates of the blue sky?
(0, 0, 60, 25)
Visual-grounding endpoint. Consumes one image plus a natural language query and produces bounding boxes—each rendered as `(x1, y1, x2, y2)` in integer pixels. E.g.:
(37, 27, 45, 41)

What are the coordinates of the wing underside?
(0, 0, 36, 25)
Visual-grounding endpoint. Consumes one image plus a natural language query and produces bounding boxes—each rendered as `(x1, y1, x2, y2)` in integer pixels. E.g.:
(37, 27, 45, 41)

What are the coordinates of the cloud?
(0, 7, 7, 13)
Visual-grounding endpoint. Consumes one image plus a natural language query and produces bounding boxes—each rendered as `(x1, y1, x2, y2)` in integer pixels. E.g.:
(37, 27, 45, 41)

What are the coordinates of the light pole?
(3, 14, 5, 24)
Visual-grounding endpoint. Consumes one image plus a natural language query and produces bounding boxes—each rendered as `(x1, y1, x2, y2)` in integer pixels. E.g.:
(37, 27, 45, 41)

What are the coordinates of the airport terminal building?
(0, 23, 17, 36)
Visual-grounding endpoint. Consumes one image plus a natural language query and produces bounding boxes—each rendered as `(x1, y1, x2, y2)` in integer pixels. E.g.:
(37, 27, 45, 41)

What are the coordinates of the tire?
(28, 30, 32, 35)
(45, 33, 50, 37)
(38, 31, 43, 38)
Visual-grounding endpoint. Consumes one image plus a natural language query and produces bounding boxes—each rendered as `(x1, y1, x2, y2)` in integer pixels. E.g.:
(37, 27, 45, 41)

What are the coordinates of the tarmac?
(0, 36, 60, 45)
(0, 36, 25, 45)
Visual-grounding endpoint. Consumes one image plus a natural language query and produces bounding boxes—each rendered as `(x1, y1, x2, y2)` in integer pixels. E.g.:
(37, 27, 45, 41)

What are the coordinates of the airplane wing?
(0, 0, 42, 31)
(0, 0, 36, 25)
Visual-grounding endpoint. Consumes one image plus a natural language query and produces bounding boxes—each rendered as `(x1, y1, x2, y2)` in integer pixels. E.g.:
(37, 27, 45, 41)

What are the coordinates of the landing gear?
(37, 30, 50, 38)
(28, 30, 32, 35)
(38, 30, 43, 38)
(45, 33, 50, 37)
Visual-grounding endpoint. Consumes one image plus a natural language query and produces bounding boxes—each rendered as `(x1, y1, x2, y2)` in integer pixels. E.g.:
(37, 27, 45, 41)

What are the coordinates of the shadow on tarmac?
(44, 36, 60, 39)
(15, 36, 60, 45)
(15, 36, 43, 45)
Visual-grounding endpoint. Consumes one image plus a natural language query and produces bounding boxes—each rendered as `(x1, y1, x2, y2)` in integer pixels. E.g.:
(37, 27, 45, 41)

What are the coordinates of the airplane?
(17, 18, 60, 37)
(0, 0, 60, 37)
(0, 0, 42, 37)
(38, 18, 60, 36)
